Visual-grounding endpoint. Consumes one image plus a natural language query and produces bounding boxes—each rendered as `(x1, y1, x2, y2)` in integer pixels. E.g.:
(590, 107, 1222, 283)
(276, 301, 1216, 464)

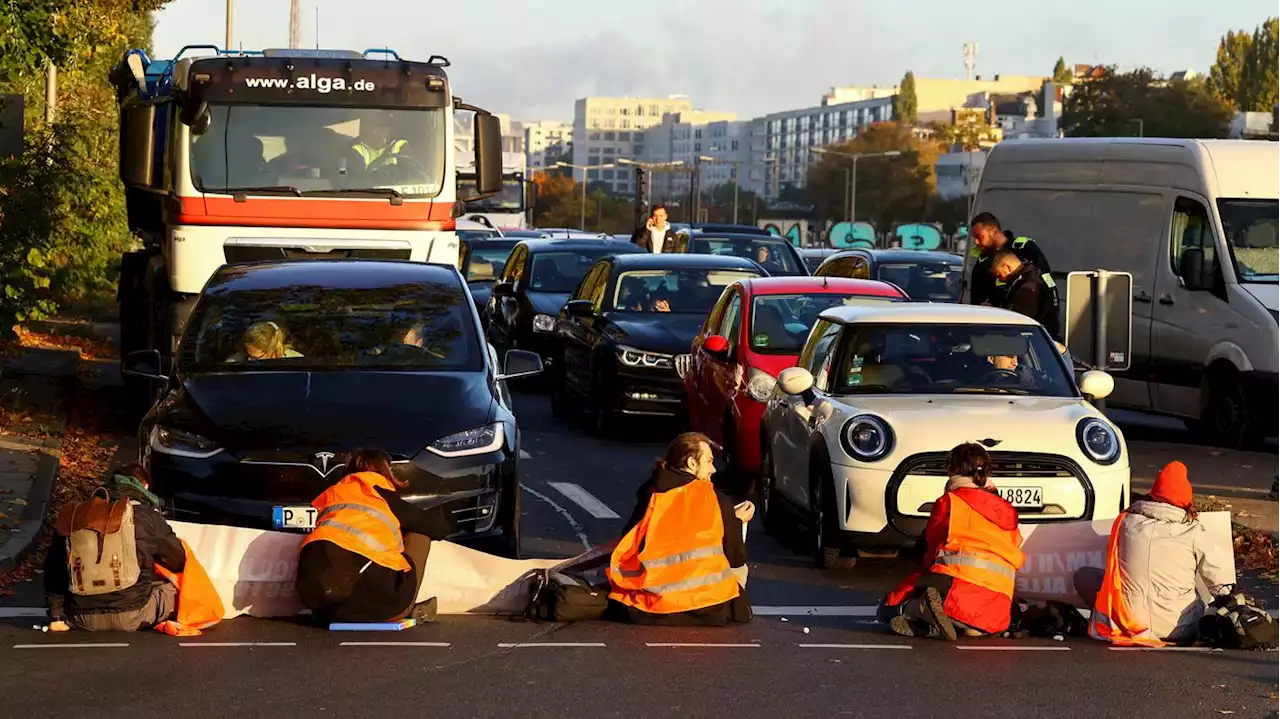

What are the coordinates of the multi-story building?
(752, 95, 897, 198)
(572, 95, 694, 194)
(640, 111, 751, 201)
(455, 112, 525, 172)
(524, 120, 574, 171)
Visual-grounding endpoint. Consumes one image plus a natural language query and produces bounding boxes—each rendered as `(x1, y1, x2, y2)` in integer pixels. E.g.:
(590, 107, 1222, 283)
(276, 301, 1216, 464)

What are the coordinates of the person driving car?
(618, 277, 649, 311)
(225, 321, 303, 363)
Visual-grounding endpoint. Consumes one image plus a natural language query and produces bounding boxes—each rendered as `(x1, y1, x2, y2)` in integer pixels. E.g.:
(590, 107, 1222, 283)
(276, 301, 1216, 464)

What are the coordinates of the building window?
(607, 107, 617, 115)
(634, 144, 645, 155)
(694, 142, 701, 152)
(602, 169, 615, 179)
(587, 169, 600, 180)
(731, 140, 739, 151)
(694, 129, 703, 139)
(620, 107, 629, 116)
(588, 132, 601, 141)
(621, 119, 630, 129)
(604, 132, 616, 141)
(617, 132, 630, 141)
(603, 147, 615, 155)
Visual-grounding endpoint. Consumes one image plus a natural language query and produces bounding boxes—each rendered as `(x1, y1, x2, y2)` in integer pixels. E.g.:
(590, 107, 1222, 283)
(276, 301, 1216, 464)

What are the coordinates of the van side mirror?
(122, 349, 168, 382)
(1179, 248, 1205, 290)
(565, 299, 595, 318)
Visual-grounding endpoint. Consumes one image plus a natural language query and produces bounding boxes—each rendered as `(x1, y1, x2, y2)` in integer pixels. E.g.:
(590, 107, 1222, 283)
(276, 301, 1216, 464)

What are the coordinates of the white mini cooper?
(758, 303, 1129, 568)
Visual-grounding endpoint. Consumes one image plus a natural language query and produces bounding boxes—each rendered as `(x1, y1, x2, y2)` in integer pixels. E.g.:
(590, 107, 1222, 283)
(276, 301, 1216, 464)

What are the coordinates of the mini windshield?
(465, 246, 515, 282)
(830, 323, 1074, 397)
(180, 281, 480, 372)
(750, 294, 902, 354)
(877, 261, 964, 301)
(529, 249, 628, 293)
(613, 269, 760, 313)
(190, 104, 447, 197)
(687, 237, 803, 276)
(1218, 199, 1278, 284)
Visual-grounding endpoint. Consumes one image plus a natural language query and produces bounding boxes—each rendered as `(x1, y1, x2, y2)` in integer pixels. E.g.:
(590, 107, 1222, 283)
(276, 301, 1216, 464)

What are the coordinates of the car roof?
(516, 238, 642, 253)
(463, 237, 520, 248)
(740, 276, 906, 297)
(825, 249, 962, 264)
(690, 232, 795, 243)
(691, 223, 772, 235)
(799, 248, 838, 257)
(610, 253, 764, 271)
(818, 302, 1039, 326)
(208, 260, 460, 294)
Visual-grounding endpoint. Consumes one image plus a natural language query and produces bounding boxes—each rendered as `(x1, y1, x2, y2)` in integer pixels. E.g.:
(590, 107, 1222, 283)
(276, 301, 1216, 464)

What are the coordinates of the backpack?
(54, 487, 142, 596)
(1013, 601, 1090, 638)
(525, 569, 610, 623)
(1199, 590, 1278, 650)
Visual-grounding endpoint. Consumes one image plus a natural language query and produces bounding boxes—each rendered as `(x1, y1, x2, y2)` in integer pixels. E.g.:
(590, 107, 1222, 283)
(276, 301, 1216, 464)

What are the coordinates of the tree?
(927, 117, 1000, 152)
(893, 72, 918, 126)
(1061, 66, 1233, 139)
(806, 122, 941, 232)
(1052, 57, 1073, 84)
(1208, 29, 1253, 109)
(1241, 17, 1279, 111)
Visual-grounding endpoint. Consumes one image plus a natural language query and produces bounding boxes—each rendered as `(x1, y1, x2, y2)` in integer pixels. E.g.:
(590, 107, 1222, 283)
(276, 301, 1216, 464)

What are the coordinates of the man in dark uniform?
(991, 250, 1060, 340)
(968, 212, 1055, 308)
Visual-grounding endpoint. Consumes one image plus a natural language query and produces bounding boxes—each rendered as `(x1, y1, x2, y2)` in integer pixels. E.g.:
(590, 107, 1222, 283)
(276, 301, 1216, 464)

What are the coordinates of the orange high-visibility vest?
(1089, 512, 1166, 647)
(301, 472, 410, 573)
(154, 539, 224, 637)
(608, 479, 740, 614)
(929, 492, 1025, 598)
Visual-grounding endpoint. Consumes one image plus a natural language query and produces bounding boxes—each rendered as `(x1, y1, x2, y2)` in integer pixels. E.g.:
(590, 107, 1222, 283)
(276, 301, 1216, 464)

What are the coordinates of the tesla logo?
(313, 452, 337, 474)
(978, 438, 1002, 448)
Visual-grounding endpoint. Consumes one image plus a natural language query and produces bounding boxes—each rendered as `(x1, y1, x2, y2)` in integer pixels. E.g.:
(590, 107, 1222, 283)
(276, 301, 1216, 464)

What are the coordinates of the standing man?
(632, 204, 678, 254)
(990, 250, 1061, 340)
(967, 212, 1055, 308)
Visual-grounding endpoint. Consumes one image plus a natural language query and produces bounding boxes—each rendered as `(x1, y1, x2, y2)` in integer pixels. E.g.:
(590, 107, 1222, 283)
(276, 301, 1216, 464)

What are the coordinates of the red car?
(685, 276, 908, 486)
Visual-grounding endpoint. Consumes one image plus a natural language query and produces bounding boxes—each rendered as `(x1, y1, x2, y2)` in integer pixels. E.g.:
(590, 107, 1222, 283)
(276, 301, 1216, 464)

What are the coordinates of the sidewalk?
(1128, 439, 1277, 536)
(0, 349, 78, 574)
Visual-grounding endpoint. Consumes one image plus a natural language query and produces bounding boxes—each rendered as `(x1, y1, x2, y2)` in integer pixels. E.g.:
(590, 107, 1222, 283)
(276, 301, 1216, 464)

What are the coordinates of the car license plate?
(272, 505, 317, 531)
(997, 486, 1043, 509)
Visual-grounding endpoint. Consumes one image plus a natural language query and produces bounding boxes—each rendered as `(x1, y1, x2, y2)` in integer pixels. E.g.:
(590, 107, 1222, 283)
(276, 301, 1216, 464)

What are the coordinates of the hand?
(652, 299, 671, 313)
(646, 218, 655, 229)
(48, 620, 71, 632)
(734, 501, 755, 524)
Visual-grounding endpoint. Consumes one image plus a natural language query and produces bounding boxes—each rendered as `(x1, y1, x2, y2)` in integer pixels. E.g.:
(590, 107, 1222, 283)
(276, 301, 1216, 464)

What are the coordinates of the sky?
(153, 0, 1277, 122)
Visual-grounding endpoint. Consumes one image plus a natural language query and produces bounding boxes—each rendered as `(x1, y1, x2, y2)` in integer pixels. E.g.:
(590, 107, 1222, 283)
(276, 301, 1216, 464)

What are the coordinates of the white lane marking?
(548, 482, 620, 519)
(497, 642, 607, 648)
(957, 646, 1071, 651)
(179, 642, 296, 647)
(799, 644, 913, 650)
(14, 643, 129, 649)
(0, 608, 49, 618)
(521, 485, 591, 550)
(519, 449, 532, 459)
(1109, 647, 1222, 652)
(645, 642, 760, 648)
(752, 606, 877, 617)
(339, 642, 451, 647)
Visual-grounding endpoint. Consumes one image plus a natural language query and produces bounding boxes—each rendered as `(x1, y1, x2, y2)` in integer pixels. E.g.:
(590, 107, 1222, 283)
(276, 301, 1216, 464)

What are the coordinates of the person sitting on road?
(1078, 461, 1233, 646)
(295, 448, 457, 626)
(45, 464, 187, 632)
(608, 432, 753, 627)
(878, 443, 1025, 641)
(225, 321, 303, 363)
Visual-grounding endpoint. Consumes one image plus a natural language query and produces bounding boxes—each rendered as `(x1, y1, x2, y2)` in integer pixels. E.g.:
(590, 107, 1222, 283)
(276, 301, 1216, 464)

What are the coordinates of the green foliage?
(1209, 18, 1279, 112)
(1061, 66, 1234, 139)
(1209, 29, 1253, 109)
(806, 123, 940, 231)
(1052, 57, 1073, 84)
(893, 72, 919, 126)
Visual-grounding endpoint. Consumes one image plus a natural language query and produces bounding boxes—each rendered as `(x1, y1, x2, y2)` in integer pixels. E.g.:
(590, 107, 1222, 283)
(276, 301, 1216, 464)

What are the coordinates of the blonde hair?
(243, 321, 286, 359)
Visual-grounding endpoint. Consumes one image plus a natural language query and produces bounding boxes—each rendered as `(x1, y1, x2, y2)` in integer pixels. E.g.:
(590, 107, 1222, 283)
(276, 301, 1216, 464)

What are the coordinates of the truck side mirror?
(474, 113, 503, 196)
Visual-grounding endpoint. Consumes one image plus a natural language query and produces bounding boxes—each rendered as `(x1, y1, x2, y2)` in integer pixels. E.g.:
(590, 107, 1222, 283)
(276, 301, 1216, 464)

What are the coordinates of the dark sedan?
(486, 238, 646, 375)
(459, 236, 520, 319)
(550, 253, 763, 436)
(676, 232, 808, 277)
(122, 260, 543, 557)
(814, 248, 964, 302)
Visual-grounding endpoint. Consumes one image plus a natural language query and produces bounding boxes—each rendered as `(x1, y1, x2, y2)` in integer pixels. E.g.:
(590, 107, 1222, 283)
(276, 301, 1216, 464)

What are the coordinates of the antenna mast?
(963, 42, 979, 81)
(289, 0, 302, 49)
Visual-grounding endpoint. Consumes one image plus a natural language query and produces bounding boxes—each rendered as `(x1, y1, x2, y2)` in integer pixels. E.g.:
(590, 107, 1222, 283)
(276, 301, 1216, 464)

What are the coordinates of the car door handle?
(1134, 291, 1152, 304)
(1158, 294, 1174, 306)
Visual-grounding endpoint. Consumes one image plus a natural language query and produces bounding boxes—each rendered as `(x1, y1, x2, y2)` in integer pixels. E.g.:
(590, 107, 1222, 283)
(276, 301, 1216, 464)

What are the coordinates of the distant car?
(677, 232, 809, 277)
(685, 277, 908, 484)
(126, 260, 545, 557)
(460, 237, 520, 317)
(815, 249, 964, 302)
(690, 223, 773, 236)
(550, 253, 765, 435)
(534, 228, 611, 239)
(486, 238, 646, 374)
(760, 303, 1128, 568)
(799, 248, 839, 273)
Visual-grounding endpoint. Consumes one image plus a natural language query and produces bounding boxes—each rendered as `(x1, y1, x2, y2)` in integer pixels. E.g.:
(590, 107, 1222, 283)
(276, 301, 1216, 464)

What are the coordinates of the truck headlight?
(840, 415, 893, 462)
(617, 345, 672, 369)
(746, 368, 776, 403)
(1076, 417, 1120, 465)
(428, 423, 505, 458)
(532, 314, 557, 334)
(150, 425, 224, 459)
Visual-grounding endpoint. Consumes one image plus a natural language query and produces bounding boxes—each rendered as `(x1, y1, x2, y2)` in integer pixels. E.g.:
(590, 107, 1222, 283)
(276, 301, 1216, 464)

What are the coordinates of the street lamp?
(617, 159, 688, 224)
(811, 148, 902, 227)
(696, 155, 745, 224)
(555, 161, 614, 231)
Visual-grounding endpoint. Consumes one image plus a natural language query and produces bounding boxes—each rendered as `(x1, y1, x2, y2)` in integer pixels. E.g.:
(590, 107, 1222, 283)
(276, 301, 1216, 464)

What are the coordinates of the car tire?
(719, 415, 742, 497)
(810, 465, 841, 570)
(492, 479, 522, 559)
(591, 371, 617, 439)
(760, 437, 782, 538)
(550, 380, 572, 421)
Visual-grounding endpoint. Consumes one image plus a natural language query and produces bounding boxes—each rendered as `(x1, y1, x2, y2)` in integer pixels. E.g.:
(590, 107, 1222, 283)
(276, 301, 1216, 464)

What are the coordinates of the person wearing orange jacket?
(295, 448, 457, 625)
(879, 443, 1025, 641)
(608, 432, 753, 627)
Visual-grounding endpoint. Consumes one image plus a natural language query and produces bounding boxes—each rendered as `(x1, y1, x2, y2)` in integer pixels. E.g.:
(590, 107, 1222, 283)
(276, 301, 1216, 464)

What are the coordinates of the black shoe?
(921, 587, 957, 642)
(411, 597, 438, 624)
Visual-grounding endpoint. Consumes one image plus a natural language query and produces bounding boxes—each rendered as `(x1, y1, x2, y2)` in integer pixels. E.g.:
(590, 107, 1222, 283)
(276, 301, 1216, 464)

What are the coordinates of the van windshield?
(1219, 199, 1278, 284)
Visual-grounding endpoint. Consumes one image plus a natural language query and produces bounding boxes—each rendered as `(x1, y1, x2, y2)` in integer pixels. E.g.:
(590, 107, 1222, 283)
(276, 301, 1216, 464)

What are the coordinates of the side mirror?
(703, 334, 730, 360)
(496, 349, 543, 382)
(122, 349, 168, 382)
(492, 281, 515, 298)
(473, 113, 503, 196)
(565, 299, 595, 318)
(1179, 248, 1205, 290)
(777, 367, 815, 396)
(1078, 370, 1114, 401)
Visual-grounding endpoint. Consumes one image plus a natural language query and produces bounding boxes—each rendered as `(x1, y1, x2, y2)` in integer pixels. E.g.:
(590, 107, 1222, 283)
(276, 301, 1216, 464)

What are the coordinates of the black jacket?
(295, 487, 456, 623)
(611, 467, 751, 626)
(970, 233, 1053, 307)
(1002, 264, 1061, 339)
(44, 486, 186, 619)
(631, 225, 679, 253)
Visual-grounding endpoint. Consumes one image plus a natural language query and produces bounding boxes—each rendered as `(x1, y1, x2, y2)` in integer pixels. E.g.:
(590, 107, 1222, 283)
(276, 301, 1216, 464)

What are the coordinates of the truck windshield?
(1218, 199, 1278, 284)
(459, 177, 526, 211)
(190, 104, 447, 198)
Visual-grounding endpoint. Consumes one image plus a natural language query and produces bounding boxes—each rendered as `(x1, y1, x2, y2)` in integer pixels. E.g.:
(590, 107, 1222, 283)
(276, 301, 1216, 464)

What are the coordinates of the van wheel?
(1201, 372, 1259, 448)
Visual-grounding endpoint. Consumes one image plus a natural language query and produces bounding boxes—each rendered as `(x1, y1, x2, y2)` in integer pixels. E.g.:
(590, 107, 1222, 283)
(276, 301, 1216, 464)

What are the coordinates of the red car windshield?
(749, 293, 901, 355)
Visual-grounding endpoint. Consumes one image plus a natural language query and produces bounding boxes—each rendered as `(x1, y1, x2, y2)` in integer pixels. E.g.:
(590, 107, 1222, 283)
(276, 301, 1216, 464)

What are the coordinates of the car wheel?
(719, 416, 742, 496)
(811, 465, 842, 570)
(1201, 371, 1260, 448)
(591, 372, 617, 439)
(760, 437, 782, 537)
(550, 379, 572, 421)
(502, 485, 522, 559)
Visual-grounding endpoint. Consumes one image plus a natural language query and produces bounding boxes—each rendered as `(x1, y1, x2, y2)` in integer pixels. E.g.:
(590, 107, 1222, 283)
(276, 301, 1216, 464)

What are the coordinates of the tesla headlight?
(150, 425, 224, 459)
(532, 313, 557, 334)
(746, 368, 777, 403)
(617, 345, 673, 369)
(428, 422, 505, 457)
(1076, 417, 1120, 465)
(840, 415, 894, 462)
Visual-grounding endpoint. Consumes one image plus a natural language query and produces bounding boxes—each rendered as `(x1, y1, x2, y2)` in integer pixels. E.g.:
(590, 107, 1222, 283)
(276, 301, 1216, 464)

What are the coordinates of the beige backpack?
(54, 487, 142, 596)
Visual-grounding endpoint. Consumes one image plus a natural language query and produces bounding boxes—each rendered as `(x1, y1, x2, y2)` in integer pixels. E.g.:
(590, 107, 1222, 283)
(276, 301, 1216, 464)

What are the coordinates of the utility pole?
(289, 0, 302, 49)
(731, 162, 740, 225)
(688, 158, 701, 223)
(44, 60, 57, 124)
(225, 0, 234, 49)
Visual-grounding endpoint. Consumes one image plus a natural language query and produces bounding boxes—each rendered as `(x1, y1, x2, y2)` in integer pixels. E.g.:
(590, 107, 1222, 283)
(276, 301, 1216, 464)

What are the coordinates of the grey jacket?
(1117, 500, 1233, 642)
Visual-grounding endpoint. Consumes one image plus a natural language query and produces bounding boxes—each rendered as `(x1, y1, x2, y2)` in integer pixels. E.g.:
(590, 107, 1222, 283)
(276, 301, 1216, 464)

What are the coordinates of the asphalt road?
(0, 386, 1276, 718)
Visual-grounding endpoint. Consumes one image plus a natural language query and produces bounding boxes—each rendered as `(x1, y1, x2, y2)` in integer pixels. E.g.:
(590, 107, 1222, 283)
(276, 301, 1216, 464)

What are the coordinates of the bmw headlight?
(840, 415, 894, 462)
(617, 344, 673, 369)
(532, 313, 557, 334)
(746, 368, 777, 403)
(1076, 417, 1120, 465)
(150, 425, 224, 459)
(428, 423, 505, 457)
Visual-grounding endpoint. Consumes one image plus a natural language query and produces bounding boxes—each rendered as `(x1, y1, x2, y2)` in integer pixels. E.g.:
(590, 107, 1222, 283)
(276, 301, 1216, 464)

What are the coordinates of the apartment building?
(572, 95, 694, 194)
(524, 120, 574, 171)
(752, 95, 897, 198)
(639, 110, 753, 201)
(456, 113, 525, 172)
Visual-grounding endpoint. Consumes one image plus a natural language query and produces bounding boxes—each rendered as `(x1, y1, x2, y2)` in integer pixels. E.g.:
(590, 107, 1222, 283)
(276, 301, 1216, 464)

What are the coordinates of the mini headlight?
(428, 423, 505, 458)
(150, 425, 224, 459)
(617, 345, 673, 369)
(746, 368, 776, 403)
(840, 415, 893, 462)
(532, 314, 556, 333)
(1076, 417, 1120, 465)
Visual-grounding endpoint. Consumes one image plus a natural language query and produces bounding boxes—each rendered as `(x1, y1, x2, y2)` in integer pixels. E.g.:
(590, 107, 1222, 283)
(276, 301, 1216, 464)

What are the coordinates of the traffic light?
(634, 166, 648, 229)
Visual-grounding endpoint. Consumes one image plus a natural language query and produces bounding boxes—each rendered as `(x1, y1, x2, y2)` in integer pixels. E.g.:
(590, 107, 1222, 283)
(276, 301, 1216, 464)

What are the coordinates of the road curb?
(0, 451, 61, 575)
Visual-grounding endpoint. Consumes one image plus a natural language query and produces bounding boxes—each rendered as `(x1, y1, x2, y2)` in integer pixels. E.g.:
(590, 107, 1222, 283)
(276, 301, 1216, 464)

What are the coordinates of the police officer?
(968, 212, 1056, 308)
(990, 250, 1060, 339)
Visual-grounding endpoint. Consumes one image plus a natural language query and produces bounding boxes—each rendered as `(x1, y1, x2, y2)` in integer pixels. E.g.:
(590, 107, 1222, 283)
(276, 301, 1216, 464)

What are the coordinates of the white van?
(970, 138, 1278, 446)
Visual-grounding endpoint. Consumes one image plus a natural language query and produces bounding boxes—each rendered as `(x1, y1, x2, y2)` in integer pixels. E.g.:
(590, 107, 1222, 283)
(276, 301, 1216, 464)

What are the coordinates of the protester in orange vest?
(152, 538, 224, 636)
(295, 448, 457, 625)
(1079, 461, 1233, 646)
(879, 443, 1025, 641)
(608, 432, 753, 626)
